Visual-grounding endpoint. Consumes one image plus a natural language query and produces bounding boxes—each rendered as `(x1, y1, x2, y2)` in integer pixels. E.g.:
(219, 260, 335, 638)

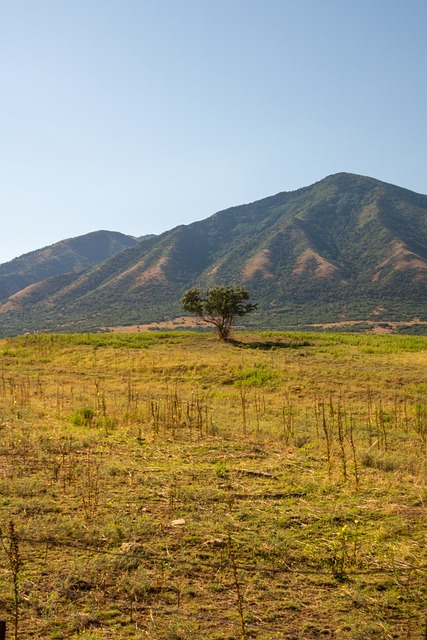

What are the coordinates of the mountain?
(0, 173, 426, 336)
(0, 231, 139, 302)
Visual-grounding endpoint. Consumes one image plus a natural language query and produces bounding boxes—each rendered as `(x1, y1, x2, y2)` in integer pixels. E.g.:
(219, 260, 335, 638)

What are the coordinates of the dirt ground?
(107, 316, 427, 333)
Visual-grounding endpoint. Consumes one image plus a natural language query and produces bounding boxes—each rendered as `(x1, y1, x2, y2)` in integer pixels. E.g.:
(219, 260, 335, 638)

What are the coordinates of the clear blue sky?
(1, 0, 426, 263)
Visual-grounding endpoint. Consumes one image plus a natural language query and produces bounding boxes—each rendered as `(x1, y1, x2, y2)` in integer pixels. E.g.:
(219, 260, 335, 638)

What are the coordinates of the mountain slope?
(0, 231, 139, 302)
(0, 173, 426, 335)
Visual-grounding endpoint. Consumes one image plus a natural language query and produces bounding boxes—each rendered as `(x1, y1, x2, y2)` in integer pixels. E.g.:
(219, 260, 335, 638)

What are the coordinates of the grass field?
(0, 331, 426, 639)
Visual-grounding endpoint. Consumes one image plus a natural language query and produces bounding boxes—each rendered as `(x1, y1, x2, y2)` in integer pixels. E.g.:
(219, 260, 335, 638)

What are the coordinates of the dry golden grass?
(0, 331, 425, 639)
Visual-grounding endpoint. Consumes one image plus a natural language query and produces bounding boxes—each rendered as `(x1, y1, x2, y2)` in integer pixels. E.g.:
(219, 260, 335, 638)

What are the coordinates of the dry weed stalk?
(348, 413, 360, 490)
(318, 399, 333, 481)
(1, 520, 22, 640)
(227, 531, 247, 640)
(239, 387, 248, 435)
(282, 394, 295, 445)
(336, 403, 348, 482)
(80, 452, 101, 522)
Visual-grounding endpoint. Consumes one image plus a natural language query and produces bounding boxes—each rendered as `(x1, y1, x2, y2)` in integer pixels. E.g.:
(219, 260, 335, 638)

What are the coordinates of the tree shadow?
(227, 338, 310, 350)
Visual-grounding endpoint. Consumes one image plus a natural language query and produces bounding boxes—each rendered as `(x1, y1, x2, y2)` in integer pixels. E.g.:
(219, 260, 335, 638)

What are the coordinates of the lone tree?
(181, 285, 257, 340)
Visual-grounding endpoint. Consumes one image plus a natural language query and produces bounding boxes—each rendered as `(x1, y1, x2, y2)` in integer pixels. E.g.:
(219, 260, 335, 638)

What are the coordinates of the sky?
(1, 0, 426, 263)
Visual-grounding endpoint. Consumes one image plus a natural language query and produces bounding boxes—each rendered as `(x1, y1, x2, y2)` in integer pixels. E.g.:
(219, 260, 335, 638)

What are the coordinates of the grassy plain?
(0, 331, 426, 639)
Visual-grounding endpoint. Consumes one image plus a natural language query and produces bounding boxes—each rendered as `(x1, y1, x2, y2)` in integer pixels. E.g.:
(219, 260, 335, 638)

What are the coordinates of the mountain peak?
(0, 231, 138, 302)
(0, 175, 425, 335)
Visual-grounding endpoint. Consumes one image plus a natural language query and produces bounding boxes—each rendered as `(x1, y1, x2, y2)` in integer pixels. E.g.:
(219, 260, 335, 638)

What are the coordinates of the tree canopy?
(181, 285, 257, 340)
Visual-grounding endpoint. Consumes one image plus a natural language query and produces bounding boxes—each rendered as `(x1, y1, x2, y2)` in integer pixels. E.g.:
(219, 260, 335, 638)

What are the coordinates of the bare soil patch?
(107, 317, 427, 334)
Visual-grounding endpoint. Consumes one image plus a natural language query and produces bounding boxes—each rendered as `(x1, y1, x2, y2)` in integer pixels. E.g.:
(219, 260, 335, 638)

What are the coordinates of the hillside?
(0, 173, 426, 335)
(0, 230, 139, 302)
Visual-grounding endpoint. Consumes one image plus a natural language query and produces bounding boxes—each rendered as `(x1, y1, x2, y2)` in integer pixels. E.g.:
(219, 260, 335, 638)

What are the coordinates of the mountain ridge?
(0, 230, 139, 302)
(0, 173, 426, 336)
